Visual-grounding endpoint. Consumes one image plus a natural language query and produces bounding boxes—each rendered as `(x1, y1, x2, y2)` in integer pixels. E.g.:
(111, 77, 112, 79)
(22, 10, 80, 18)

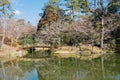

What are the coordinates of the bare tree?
(0, 18, 7, 48)
(0, 18, 36, 48)
(35, 21, 70, 47)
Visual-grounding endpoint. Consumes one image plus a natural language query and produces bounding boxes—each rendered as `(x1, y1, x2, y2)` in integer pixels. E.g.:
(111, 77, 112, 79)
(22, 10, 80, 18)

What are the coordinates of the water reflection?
(36, 54, 120, 80)
(0, 64, 38, 80)
(115, 75, 120, 80)
(21, 68, 38, 80)
(0, 54, 120, 80)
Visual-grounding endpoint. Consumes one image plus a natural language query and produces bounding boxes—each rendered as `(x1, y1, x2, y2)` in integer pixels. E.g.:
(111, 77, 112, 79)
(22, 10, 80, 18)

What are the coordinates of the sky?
(9, 0, 49, 26)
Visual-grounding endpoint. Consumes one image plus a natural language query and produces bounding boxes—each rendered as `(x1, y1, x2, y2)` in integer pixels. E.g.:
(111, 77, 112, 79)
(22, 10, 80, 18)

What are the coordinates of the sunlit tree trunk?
(100, 17, 104, 50)
(0, 18, 6, 49)
(0, 1, 10, 49)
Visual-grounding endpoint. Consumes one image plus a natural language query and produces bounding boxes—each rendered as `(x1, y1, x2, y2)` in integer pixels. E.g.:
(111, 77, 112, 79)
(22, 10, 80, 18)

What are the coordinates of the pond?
(0, 54, 120, 80)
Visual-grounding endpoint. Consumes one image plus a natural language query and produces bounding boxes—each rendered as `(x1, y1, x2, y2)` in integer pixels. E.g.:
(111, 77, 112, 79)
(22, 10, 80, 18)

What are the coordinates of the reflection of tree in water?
(18, 61, 34, 72)
(0, 61, 37, 80)
(36, 58, 94, 80)
(35, 55, 120, 80)
(0, 62, 23, 80)
(0, 55, 120, 80)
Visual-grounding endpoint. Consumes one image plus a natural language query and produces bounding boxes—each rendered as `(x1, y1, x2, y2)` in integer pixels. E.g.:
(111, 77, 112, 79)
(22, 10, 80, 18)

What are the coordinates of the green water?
(0, 54, 120, 80)
(36, 54, 120, 80)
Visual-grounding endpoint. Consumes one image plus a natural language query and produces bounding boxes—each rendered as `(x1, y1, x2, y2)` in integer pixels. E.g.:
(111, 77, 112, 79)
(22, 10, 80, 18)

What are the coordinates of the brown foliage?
(37, 6, 63, 31)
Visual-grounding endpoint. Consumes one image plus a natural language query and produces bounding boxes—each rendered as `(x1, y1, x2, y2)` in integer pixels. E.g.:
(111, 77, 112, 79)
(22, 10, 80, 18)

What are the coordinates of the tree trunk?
(94, 0, 96, 9)
(0, 18, 6, 49)
(10, 38, 13, 48)
(0, 34, 4, 49)
(100, 17, 104, 50)
(1, 34, 5, 48)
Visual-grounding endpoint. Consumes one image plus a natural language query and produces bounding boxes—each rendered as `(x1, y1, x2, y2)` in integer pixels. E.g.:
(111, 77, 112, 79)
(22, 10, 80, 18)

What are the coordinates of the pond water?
(0, 54, 120, 80)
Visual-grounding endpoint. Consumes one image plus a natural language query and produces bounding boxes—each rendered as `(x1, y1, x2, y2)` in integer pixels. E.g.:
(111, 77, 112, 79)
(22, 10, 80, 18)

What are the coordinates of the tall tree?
(0, 0, 13, 17)
(65, 0, 80, 19)
(36, 0, 64, 47)
(108, 0, 120, 14)
(37, 0, 63, 31)
(0, 0, 13, 48)
(79, 0, 120, 50)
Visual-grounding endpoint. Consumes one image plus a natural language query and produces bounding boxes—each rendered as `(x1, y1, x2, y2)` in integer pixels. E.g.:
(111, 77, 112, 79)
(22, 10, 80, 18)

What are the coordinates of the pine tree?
(0, 0, 13, 48)
(80, 0, 120, 50)
(0, 0, 13, 17)
(65, 0, 80, 19)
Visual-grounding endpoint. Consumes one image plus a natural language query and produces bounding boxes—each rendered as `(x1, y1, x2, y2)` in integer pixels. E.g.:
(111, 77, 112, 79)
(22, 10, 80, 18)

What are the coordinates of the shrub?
(18, 36, 35, 46)
(60, 31, 90, 46)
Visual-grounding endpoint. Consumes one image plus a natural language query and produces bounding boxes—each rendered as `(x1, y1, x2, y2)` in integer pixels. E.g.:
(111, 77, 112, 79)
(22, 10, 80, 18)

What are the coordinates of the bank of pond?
(25, 45, 113, 60)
